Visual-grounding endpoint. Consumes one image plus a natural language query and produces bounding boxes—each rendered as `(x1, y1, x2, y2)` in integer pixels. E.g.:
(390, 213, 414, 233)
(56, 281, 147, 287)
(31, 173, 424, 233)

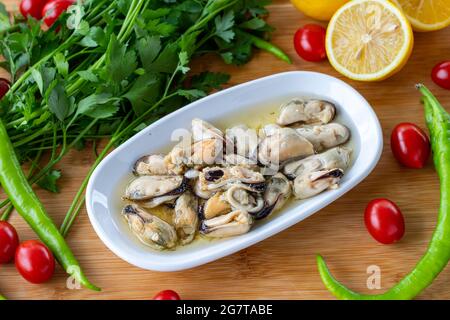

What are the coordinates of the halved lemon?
(326, 0, 414, 81)
(392, 0, 450, 31)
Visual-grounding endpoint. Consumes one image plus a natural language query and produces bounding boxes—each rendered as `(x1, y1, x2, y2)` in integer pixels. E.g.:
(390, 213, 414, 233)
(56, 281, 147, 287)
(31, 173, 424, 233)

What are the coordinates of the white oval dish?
(86, 71, 383, 271)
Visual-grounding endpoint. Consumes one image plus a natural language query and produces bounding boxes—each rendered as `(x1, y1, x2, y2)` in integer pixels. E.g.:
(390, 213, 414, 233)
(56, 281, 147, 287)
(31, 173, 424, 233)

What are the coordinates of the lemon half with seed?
(326, 0, 414, 81)
(392, 0, 450, 32)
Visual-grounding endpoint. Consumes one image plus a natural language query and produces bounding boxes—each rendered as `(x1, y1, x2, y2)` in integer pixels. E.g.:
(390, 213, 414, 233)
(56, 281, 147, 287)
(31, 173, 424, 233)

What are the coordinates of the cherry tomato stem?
(364, 198, 405, 244)
(293, 24, 327, 62)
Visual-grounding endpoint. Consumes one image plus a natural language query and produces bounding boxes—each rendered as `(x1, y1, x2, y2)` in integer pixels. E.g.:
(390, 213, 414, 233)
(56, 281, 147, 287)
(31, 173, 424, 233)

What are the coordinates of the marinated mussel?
(277, 99, 336, 126)
(296, 123, 350, 152)
(283, 147, 351, 179)
(174, 191, 199, 245)
(252, 173, 292, 220)
(124, 175, 188, 208)
(258, 126, 314, 167)
(122, 204, 177, 250)
(200, 210, 253, 238)
(293, 168, 344, 199)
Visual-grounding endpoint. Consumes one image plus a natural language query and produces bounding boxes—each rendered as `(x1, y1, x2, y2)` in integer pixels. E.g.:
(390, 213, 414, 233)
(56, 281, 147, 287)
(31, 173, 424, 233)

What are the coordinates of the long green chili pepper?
(0, 119, 100, 292)
(316, 84, 450, 300)
(236, 30, 292, 64)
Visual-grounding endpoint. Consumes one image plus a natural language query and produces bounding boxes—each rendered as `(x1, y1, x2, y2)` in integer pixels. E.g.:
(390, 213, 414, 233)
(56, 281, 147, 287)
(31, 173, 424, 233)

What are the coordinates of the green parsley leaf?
(77, 70, 98, 83)
(217, 31, 253, 65)
(179, 31, 200, 57)
(137, 35, 161, 71)
(177, 89, 206, 101)
(215, 11, 235, 42)
(37, 169, 61, 193)
(77, 93, 119, 119)
(97, 119, 121, 135)
(239, 18, 266, 30)
(47, 81, 71, 121)
(53, 53, 69, 78)
(149, 41, 179, 73)
(75, 20, 90, 36)
(246, 0, 271, 17)
(142, 8, 171, 19)
(80, 36, 98, 47)
(146, 19, 177, 37)
(31, 68, 44, 94)
(79, 26, 106, 48)
(178, 51, 190, 74)
(177, 0, 203, 13)
(41, 66, 57, 94)
(124, 73, 162, 116)
(105, 34, 137, 83)
(191, 72, 230, 92)
(220, 52, 233, 64)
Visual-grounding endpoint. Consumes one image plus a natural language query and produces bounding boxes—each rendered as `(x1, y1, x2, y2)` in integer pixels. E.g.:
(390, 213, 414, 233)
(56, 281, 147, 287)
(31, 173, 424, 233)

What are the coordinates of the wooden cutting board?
(1, 0, 450, 300)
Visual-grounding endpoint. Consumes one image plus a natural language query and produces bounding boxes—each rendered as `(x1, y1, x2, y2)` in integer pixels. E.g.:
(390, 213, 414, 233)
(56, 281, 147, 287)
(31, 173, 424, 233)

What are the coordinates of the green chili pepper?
(0, 294, 5, 300)
(237, 30, 292, 64)
(316, 84, 450, 300)
(0, 119, 100, 292)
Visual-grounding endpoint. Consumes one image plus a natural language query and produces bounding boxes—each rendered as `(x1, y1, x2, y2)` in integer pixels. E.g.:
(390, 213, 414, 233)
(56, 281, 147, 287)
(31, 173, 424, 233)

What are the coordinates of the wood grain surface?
(1, 0, 450, 300)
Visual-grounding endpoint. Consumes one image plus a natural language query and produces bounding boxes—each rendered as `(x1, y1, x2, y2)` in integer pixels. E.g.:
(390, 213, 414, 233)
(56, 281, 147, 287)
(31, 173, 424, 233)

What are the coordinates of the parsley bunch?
(0, 0, 288, 234)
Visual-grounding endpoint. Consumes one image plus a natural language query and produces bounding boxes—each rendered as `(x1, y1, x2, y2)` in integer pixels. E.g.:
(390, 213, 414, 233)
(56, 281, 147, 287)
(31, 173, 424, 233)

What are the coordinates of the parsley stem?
(117, 0, 144, 40)
(60, 194, 86, 237)
(25, 134, 110, 146)
(66, 49, 99, 62)
(0, 205, 13, 221)
(12, 123, 53, 148)
(6, 109, 50, 131)
(0, 199, 9, 211)
(85, 0, 113, 20)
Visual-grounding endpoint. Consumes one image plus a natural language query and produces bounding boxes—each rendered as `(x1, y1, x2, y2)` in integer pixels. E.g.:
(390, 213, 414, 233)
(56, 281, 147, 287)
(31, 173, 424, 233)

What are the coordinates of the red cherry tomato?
(391, 123, 430, 169)
(42, 0, 75, 27)
(153, 290, 181, 300)
(0, 221, 19, 264)
(432, 61, 450, 90)
(0, 78, 10, 100)
(293, 24, 327, 62)
(15, 240, 55, 284)
(20, 0, 48, 20)
(365, 199, 405, 244)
